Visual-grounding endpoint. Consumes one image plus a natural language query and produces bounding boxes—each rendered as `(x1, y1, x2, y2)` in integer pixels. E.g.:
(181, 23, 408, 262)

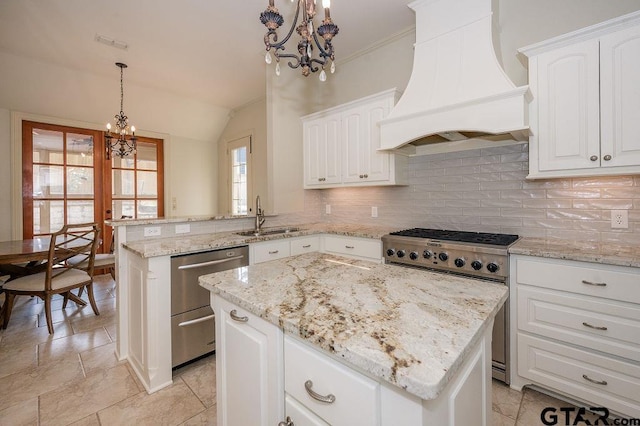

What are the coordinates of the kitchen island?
(200, 252, 508, 425)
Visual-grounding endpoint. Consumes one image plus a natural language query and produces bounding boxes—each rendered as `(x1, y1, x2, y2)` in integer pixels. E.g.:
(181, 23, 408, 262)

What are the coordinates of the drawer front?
(322, 235, 381, 261)
(252, 240, 291, 264)
(284, 336, 379, 425)
(515, 257, 640, 304)
(518, 285, 640, 361)
(518, 333, 640, 418)
(291, 236, 320, 256)
(171, 305, 215, 367)
(285, 394, 330, 426)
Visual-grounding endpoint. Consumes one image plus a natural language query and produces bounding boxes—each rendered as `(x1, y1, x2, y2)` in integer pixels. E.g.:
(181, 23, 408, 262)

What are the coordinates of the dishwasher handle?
(177, 255, 245, 270)
(178, 314, 215, 327)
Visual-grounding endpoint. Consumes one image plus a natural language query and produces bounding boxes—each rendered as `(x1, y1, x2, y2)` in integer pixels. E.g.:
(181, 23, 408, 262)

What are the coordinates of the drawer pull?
(278, 416, 294, 426)
(230, 310, 248, 323)
(304, 380, 336, 404)
(345, 245, 355, 249)
(302, 244, 311, 248)
(582, 374, 607, 386)
(269, 250, 279, 254)
(582, 322, 607, 331)
(581, 280, 606, 287)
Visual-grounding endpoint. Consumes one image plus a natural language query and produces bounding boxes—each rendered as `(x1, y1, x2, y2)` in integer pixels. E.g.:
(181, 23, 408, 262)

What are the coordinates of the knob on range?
(438, 252, 448, 262)
(386, 248, 396, 257)
(454, 258, 465, 268)
(409, 251, 419, 260)
(397, 250, 406, 258)
(471, 260, 483, 270)
(423, 250, 432, 259)
(487, 262, 499, 273)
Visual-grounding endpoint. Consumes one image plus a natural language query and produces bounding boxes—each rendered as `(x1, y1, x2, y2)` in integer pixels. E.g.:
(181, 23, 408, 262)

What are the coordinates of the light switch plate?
(325, 204, 331, 214)
(371, 206, 378, 218)
(611, 210, 628, 229)
(144, 226, 161, 237)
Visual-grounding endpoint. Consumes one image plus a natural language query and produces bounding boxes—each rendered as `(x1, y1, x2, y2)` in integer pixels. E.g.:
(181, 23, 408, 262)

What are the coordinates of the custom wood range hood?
(379, 0, 529, 153)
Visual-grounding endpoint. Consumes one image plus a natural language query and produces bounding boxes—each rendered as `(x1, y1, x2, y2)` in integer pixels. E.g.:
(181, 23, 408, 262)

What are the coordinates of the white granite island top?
(199, 252, 508, 400)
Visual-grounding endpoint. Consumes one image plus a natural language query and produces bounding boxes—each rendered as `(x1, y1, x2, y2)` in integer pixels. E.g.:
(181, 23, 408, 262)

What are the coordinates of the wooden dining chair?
(1, 223, 101, 334)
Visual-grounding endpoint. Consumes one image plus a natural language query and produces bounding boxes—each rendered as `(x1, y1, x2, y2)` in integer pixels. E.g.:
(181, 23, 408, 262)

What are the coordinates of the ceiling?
(0, 0, 415, 110)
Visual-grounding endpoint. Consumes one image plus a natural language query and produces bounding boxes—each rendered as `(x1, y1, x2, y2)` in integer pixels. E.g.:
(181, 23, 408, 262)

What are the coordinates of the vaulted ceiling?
(0, 0, 415, 110)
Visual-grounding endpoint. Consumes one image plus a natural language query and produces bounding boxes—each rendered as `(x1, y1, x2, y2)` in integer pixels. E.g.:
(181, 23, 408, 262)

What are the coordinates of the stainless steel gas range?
(381, 228, 519, 384)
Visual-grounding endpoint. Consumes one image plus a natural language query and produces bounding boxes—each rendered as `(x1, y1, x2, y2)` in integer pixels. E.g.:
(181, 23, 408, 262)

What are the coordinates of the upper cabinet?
(520, 12, 640, 179)
(302, 89, 407, 189)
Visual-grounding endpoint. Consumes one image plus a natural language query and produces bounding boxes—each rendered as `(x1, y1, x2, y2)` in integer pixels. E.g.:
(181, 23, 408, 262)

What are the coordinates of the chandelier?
(105, 62, 137, 160)
(260, 0, 339, 81)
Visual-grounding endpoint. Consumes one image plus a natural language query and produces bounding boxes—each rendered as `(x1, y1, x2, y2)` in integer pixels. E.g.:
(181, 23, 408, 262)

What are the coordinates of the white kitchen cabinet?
(251, 239, 291, 264)
(213, 295, 284, 426)
(510, 255, 640, 418)
(520, 11, 640, 179)
(302, 89, 407, 189)
(322, 234, 382, 262)
(290, 236, 320, 256)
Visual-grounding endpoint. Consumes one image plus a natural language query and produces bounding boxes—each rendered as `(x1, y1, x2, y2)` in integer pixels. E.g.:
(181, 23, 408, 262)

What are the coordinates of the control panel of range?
(381, 237, 510, 281)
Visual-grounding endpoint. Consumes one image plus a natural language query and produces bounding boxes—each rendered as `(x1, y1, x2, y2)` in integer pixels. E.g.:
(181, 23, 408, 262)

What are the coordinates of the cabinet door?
(214, 296, 284, 426)
(600, 25, 640, 168)
(303, 114, 341, 187)
(536, 39, 600, 172)
(342, 101, 391, 184)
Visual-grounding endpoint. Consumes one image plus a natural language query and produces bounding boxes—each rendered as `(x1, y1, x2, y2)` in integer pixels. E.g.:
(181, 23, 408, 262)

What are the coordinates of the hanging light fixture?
(105, 62, 137, 160)
(260, 0, 339, 81)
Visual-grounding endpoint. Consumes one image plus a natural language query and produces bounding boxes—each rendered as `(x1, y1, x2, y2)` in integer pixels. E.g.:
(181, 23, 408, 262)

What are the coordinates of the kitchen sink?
(236, 227, 303, 237)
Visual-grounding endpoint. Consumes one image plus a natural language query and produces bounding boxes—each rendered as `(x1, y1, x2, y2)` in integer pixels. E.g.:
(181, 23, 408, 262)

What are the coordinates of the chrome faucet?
(254, 195, 265, 233)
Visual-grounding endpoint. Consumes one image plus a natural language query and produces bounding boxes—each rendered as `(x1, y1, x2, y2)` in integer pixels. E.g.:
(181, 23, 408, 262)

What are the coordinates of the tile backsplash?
(318, 143, 640, 244)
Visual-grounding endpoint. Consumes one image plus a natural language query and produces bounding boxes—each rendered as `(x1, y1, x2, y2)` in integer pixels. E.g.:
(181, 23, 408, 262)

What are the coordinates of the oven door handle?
(177, 255, 245, 270)
(178, 314, 215, 327)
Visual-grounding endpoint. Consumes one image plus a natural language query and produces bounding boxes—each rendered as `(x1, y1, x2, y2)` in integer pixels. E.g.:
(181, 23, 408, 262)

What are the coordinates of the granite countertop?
(509, 238, 640, 268)
(199, 252, 508, 400)
(122, 223, 398, 258)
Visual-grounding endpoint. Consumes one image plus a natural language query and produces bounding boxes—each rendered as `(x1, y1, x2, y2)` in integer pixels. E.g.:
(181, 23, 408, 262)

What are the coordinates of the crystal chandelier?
(260, 0, 339, 81)
(105, 62, 137, 160)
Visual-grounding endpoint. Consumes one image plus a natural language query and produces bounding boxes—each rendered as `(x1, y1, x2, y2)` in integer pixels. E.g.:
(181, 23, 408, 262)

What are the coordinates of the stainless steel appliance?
(170, 245, 249, 368)
(381, 229, 518, 384)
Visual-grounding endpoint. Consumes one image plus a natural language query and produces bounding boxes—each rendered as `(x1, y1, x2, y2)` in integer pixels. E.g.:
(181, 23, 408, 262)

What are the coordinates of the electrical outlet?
(175, 224, 190, 234)
(325, 204, 331, 215)
(143, 226, 161, 237)
(611, 210, 629, 229)
(371, 206, 378, 218)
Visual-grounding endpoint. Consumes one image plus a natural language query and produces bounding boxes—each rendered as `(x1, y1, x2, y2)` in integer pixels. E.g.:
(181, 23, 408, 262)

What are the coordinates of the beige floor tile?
(97, 379, 206, 426)
(493, 410, 516, 426)
(70, 311, 117, 334)
(181, 405, 217, 426)
(492, 379, 523, 420)
(0, 397, 38, 426)
(515, 387, 600, 426)
(68, 413, 101, 425)
(37, 327, 112, 366)
(80, 341, 124, 375)
(0, 312, 38, 334)
(0, 341, 38, 380)
(39, 364, 142, 426)
(0, 357, 84, 412)
(1, 319, 74, 348)
(180, 357, 217, 408)
(105, 323, 117, 341)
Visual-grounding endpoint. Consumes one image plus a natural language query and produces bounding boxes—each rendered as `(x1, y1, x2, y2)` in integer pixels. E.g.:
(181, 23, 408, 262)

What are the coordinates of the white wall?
(0, 109, 11, 241)
(0, 50, 231, 239)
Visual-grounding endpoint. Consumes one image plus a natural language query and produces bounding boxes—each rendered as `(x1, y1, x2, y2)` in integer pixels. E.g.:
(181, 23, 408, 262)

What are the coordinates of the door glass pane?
(67, 134, 94, 166)
(67, 167, 94, 198)
(113, 200, 135, 219)
(231, 146, 248, 215)
(32, 129, 63, 164)
(67, 200, 94, 224)
(136, 142, 157, 170)
(33, 200, 64, 234)
(33, 165, 64, 198)
(137, 200, 157, 218)
(137, 171, 158, 196)
(112, 170, 135, 197)
(112, 156, 135, 169)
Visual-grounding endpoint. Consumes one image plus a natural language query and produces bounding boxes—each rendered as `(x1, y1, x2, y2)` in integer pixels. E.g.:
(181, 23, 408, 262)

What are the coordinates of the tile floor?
(0, 274, 587, 425)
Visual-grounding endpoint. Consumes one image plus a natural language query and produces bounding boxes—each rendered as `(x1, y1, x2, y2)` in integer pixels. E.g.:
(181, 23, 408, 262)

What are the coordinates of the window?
(228, 136, 252, 216)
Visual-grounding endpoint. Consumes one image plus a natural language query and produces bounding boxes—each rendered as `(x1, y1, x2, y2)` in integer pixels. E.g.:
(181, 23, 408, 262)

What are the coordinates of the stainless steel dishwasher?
(170, 245, 249, 367)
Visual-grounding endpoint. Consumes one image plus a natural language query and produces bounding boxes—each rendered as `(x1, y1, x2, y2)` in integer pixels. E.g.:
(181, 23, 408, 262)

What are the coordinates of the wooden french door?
(22, 121, 164, 250)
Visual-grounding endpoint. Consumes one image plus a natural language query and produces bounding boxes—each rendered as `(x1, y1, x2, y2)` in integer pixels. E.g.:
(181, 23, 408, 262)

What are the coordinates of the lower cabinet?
(322, 235, 382, 262)
(213, 295, 284, 426)
(510, 255, 640, 418)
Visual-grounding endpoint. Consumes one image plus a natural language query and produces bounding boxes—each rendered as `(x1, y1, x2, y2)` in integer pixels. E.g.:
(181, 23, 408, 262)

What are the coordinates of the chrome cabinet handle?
(304, 380, 336, 403)
(582, 374, 607, 386)
(583, 322, 607, 331)
(302, 244, 311, 248)
(603, 155, 612, 161)
(278, 416, 294, 426)
(363, 174, 368, 178)
(229, 309, 248, 322)
(359, 174, 364, 178)
(582, 280, 607, 287)
(318, 177, 326, 182)
(268, 250, 279, 254)
(590, 155, 598, 161)
(345, 245, 355, 249)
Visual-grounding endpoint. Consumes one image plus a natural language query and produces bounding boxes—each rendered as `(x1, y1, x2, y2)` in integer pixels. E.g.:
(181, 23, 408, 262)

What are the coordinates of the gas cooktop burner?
(389, 228, 519, 247)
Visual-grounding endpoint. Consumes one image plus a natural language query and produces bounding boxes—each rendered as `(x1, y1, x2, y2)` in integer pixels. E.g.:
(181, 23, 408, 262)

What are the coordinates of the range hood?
(379, 0, 529, 152)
